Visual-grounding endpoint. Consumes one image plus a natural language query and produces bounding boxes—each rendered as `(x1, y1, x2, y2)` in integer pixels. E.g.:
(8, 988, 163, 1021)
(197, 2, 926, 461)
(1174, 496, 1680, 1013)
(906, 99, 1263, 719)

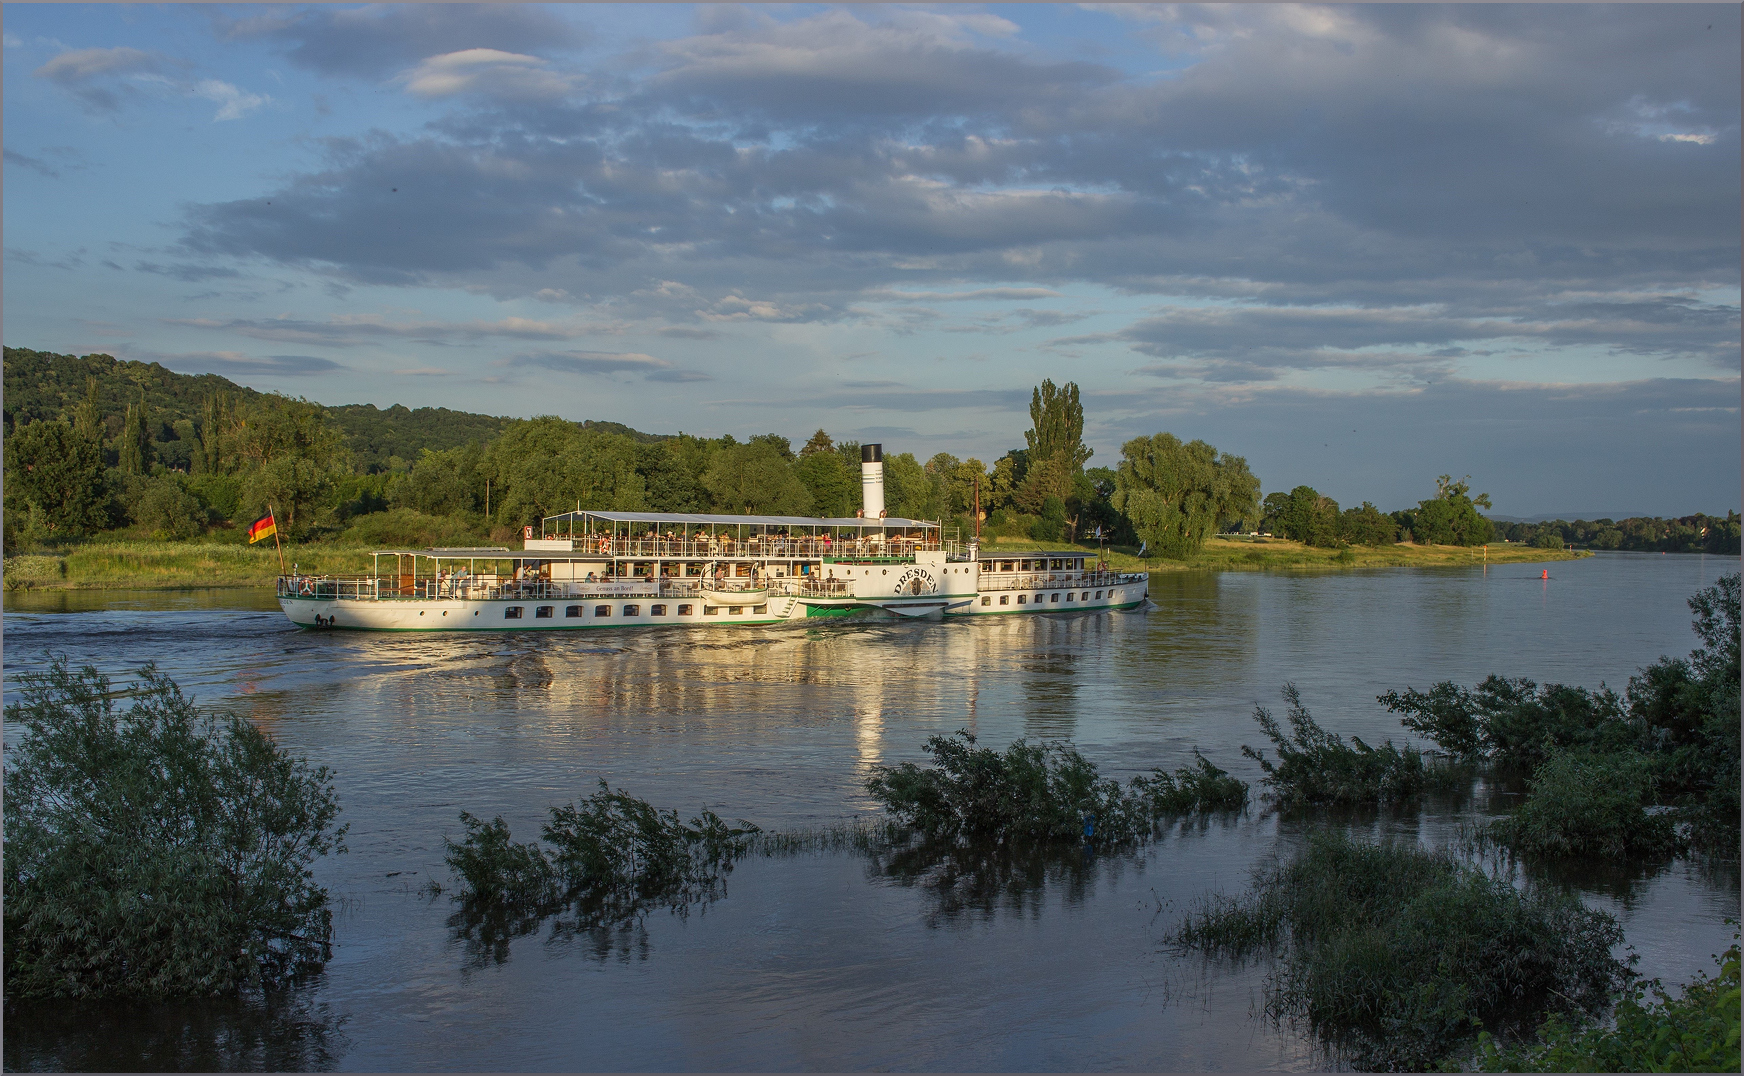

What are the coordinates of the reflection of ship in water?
(275, 444, 1149, 632)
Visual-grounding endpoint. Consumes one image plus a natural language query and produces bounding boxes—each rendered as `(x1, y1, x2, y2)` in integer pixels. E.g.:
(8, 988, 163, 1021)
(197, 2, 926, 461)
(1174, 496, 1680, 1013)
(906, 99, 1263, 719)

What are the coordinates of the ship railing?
(277, 572, 881, 602)
(975, 570, 1143, 592)
(547, 536, 940, 559)
(764, 576, 855, 598)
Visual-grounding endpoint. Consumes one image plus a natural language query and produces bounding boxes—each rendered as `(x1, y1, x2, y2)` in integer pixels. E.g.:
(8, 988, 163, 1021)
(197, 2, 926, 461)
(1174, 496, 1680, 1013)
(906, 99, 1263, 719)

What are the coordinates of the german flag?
(247, 512, 277, 544)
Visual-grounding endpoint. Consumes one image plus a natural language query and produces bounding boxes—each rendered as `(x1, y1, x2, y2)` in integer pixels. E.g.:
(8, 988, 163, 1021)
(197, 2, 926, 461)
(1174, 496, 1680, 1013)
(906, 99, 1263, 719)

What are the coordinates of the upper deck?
(537, 509, 952, 560)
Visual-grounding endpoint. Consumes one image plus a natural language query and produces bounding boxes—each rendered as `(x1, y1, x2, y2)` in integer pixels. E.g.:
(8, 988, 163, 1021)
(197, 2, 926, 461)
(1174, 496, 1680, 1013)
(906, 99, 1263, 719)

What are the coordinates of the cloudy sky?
(4, 4, 1738, 515)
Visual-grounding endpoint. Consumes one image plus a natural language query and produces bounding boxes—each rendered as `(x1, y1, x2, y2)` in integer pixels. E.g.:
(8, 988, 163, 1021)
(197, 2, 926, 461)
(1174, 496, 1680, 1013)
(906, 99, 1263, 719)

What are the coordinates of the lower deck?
(279, 577, 1150, 631)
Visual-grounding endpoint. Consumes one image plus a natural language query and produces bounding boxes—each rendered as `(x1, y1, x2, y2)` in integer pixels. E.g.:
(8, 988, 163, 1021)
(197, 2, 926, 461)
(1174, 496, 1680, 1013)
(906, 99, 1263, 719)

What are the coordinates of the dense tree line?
(2, 348, 514, 473)
(1496, 514, 1740, 556)
(1258, 475, 1496, 549)
(8, 348, 1733, 559)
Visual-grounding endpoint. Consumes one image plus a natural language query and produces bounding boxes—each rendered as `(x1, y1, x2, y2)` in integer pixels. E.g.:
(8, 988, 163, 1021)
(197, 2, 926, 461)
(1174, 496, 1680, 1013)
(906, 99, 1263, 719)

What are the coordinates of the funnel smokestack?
(861, 443, 885, 517)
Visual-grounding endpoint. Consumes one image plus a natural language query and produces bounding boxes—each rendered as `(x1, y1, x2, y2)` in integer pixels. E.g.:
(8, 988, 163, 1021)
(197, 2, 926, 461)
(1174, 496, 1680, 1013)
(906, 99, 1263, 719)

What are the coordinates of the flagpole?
(270, 503, 287, 577)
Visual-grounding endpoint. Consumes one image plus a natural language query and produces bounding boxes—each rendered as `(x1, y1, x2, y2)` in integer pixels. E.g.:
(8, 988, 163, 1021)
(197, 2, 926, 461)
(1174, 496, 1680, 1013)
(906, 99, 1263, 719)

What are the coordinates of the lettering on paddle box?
(894, 567, 937, 596)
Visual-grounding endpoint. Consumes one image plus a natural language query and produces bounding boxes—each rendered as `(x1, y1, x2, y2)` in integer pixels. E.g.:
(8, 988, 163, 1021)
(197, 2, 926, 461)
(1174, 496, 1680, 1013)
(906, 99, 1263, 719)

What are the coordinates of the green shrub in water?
(865, 731, 1247, 844)
(1381, 574, 1740, 859)
(1473, 937, 1740, 1073)
(442, 812, 559, 908)
(1486, 751, 1679, 859)
(442, 781, 760, 930)
(1132, 751, 1249, 814)
(1242, 682, 1448, 809)
(3, 659, 346, 1000)
(1379, 675, 1632, 770)
(1170, 832, 1628, 1071)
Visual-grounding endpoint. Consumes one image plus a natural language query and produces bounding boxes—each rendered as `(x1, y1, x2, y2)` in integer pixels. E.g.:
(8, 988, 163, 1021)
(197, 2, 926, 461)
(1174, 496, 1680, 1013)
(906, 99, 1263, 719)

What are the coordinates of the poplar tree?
(72, 377, 104, 444)
(117, 395, 152, 476)
(1016, 380, 1093, 516)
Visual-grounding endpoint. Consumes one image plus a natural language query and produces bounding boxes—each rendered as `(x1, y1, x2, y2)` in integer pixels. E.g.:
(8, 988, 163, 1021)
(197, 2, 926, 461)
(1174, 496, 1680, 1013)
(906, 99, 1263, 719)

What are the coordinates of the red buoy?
(1541, 569, 1549, 579)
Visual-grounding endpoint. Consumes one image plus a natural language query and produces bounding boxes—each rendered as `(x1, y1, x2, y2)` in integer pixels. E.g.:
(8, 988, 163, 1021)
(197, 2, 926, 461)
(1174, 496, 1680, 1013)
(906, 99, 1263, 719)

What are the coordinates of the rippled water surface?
(4, 554, 1738, 1071)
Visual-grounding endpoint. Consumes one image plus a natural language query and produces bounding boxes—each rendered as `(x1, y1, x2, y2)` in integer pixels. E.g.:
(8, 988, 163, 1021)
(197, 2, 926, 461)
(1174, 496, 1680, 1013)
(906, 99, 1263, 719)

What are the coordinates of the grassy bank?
(985, 532, 1588, 572)
(5, 534, 1587, 591)
(5, 542, 376, 591)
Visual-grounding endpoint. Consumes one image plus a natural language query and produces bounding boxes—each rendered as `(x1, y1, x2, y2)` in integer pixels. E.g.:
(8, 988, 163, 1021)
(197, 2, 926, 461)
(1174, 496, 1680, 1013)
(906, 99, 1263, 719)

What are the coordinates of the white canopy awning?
(542, 510, 939, 529)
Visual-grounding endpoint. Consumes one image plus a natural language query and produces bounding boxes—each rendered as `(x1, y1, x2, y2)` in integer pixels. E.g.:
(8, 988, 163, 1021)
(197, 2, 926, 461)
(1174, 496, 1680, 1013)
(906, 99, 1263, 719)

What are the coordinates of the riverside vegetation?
(4, 346, 1630, 592)
(5, 635, 1736, 1069)
(2, 659, 347, 1001)
(1177, 575, 1740, 1070)
(1169, 833, 1631, 1072)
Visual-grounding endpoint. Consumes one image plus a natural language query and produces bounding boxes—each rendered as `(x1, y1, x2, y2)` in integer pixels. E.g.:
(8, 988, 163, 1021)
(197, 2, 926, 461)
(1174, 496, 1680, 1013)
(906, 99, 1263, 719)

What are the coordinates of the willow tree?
(1112, 434, 1261, 559)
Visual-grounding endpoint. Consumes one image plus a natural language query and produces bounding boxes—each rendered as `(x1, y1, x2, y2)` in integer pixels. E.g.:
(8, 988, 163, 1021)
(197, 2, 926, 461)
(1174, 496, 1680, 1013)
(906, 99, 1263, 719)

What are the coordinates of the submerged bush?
(1132, 752, 1249, 814)
(1242, 683, 1448, 809)
(1474, 938, 1741, 1073)
(441, 781, 760, 951)
(3, 659, 346, 1000)
(443, 812, 558, 908)
(865, 731, 1247, 845)
(1381, 573, 1741, 858)
(1486, 751, 1678, 859)
(1170, 832, 1628, 1071)
(542, 782, 758, 924)
(1378, 675, 1631, 770)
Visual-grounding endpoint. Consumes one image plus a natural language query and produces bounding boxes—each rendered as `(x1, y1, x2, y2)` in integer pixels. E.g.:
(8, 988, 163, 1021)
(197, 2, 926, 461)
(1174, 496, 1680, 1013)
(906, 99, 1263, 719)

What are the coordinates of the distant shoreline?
(2, 536, 1594, 592)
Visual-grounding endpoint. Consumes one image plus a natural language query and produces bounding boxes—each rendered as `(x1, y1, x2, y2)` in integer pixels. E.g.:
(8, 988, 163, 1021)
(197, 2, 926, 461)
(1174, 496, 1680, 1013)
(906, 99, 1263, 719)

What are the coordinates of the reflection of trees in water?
(1125, 572, 1257, 691)
(443, 857, 739, 968)
(863, 835, 1136, 929)
(3, 986, 347, 1072)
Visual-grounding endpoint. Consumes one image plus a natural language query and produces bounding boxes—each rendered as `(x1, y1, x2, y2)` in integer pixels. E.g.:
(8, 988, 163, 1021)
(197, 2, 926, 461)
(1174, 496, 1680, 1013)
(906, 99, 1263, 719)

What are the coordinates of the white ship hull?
(276, 492, 1148, 632)
(279, 580, 1149, 631)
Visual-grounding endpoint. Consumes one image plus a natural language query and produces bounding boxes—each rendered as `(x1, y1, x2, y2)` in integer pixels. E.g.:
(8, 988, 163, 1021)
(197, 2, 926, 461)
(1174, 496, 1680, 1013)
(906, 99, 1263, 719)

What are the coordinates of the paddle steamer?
(276, 445, 1148, 630)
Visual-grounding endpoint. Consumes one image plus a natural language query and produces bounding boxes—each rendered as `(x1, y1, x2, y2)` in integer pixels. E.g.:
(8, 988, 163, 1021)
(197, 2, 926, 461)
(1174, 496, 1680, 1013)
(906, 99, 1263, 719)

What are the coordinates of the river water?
(4, 552, 1739, 1071)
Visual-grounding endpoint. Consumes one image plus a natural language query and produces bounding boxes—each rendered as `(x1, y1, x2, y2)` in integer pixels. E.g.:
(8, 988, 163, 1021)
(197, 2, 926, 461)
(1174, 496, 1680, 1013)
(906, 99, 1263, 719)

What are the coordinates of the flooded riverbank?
(5, 553, 1737, 1071)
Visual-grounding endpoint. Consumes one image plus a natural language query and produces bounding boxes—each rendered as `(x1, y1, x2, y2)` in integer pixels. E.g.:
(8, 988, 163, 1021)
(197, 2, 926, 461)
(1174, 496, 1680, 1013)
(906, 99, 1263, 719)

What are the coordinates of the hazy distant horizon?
(5, 4, 1737, 518)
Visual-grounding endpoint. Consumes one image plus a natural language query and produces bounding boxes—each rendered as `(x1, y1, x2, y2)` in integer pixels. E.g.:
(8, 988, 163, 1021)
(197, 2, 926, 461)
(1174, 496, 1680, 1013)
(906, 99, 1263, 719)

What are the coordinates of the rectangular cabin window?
(623, 604, 639, 616)
(1094, 591, 1102, 599)
(566, 605, 583, 618)
(651, 604, 667, 616)
(981, 596, 991, 606)
(1017, 594, 1026, 605)
(595, 605, 611, 617)
(678, 604, 694, 616)
(1051, 593, 1060, 603)
(728, 606, 743, 615)
(999, 595, 1009, 606)
(752, 604, 767, 614)
(1001, 561, 1013, 572)
(536, 606, 553, 618)
(504, 606, 524, 619)
(704, 606, 720, 616)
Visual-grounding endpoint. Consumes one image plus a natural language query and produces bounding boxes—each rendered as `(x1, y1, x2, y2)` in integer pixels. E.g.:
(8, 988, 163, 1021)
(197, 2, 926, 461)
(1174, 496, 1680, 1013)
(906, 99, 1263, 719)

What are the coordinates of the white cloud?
(393, 48, 572, 100)
(193, 79, 269, 121)
(35, 45, 160, 83)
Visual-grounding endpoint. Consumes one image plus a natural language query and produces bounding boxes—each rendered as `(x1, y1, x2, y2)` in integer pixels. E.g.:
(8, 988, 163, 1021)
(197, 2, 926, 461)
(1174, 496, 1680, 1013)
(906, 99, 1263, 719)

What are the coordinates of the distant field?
(983, 533, 1588, 572)
(5, 534, 1587, 591)
(5, 542, 376, 591)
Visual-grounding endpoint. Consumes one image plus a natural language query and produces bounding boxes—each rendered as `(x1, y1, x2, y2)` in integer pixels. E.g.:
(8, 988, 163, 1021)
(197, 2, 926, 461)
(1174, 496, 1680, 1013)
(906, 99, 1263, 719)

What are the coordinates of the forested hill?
(2, 347, 663, 472)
